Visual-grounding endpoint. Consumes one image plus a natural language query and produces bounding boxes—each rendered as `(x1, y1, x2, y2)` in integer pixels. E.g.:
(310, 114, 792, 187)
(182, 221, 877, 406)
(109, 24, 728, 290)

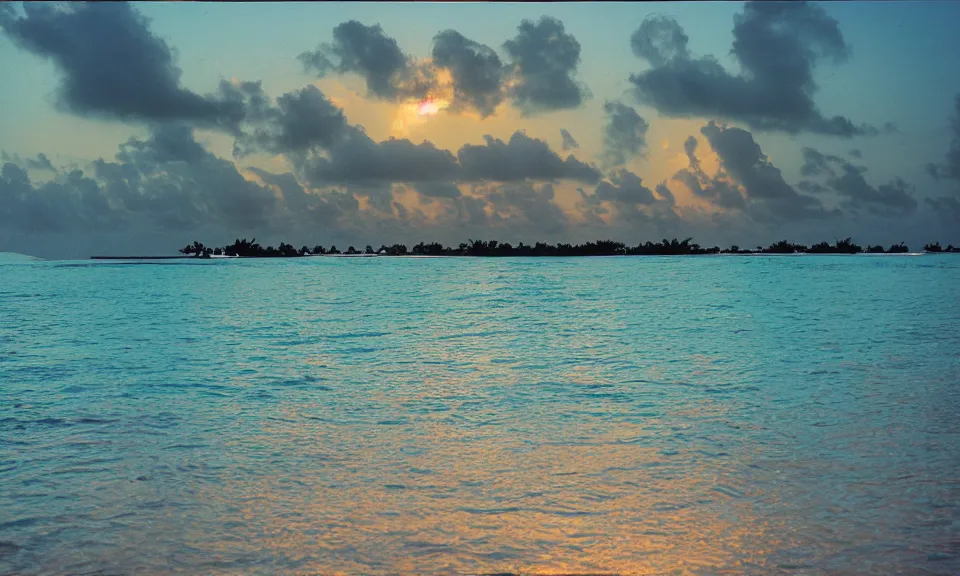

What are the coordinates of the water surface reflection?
(1, 256, 959, 574)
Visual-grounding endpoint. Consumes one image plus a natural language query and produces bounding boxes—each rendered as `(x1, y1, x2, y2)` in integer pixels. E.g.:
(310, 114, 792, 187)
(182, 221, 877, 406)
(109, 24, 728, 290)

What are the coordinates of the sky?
(1, 1, 960, 259)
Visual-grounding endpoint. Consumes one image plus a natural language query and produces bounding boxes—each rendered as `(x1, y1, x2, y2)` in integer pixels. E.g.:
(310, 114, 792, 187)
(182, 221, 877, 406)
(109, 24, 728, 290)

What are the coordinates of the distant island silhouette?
(99, 238, 960, 259)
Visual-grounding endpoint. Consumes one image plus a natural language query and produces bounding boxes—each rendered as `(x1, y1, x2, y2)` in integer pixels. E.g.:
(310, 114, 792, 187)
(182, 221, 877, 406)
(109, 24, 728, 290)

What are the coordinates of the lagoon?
(1, 255, 959, 575)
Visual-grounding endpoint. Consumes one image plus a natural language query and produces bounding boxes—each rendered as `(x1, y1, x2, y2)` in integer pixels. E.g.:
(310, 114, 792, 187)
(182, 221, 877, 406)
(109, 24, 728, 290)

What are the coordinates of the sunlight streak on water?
(1, 255, 959, 575)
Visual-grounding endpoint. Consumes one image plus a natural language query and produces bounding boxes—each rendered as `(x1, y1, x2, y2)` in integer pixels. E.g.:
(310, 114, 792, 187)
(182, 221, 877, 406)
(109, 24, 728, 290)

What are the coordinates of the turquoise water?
(1, 255, 959, 575)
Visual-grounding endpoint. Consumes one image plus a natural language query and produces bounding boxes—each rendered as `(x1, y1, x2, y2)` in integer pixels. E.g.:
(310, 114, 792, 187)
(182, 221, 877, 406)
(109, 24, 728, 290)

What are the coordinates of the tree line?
(178, 238, 960, 258)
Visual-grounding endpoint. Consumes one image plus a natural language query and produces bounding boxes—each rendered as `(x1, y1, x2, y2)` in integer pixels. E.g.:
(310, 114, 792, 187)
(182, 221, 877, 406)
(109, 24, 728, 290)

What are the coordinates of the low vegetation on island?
(175, 238, 960, 258)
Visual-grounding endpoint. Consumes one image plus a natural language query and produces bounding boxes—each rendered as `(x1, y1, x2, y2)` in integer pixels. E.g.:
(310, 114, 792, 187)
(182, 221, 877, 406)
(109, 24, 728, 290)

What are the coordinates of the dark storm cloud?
(431, 30, 505, 117)
(0, 2, 242, 128)
(800, 146, 917, 216)
(628, 3, 878, 137)
(299, 20, 433, 102)
(232, 84, 348, 158)
(849, 148, 863, 159)
(601, 101, 650, 167)
(503, 16, 590, 114)
(458, 131, 601, 183)
(560, 129, 580, 151)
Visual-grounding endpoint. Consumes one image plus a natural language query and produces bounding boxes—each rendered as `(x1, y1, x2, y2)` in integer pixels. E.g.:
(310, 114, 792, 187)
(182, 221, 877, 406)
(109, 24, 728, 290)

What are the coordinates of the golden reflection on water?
(159, 395, 785, 576)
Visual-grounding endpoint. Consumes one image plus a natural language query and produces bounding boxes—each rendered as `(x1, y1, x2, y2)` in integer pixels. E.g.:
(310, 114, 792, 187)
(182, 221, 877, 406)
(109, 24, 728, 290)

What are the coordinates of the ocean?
(1, 254, 958, 575)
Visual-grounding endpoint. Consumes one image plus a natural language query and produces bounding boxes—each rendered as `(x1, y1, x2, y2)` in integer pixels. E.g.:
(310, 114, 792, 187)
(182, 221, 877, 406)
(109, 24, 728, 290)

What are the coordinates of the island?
(90, 238, 958, 259)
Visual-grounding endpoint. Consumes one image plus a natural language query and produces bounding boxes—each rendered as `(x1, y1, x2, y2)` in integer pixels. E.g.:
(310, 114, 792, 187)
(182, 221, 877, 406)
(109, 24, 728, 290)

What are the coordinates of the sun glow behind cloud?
(417, 99, 441, 116)
(392, 97, 450, 136)
(388, 66, 454, 137)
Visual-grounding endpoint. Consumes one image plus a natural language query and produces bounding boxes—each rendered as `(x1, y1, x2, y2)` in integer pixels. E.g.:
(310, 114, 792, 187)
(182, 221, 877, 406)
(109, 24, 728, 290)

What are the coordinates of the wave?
(0, 252, 43, 264)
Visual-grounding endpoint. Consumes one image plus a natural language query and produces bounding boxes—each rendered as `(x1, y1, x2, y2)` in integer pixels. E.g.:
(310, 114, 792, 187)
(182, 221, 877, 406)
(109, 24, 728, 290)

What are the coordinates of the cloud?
(672, 166, 746, 211)
(26, 153, 55, 173)
(302, 126, 461, 185)
(503, 16, 590, 114)
(630, 15, 690, 67)
(299, 20, 433, 102)
(0, 151, 57, 174)
(849, 148, 862, 159)
(800, 146, 917, 216)
(103, 124, 280, 231)
(577, 168, 682, 230)
(0, 162, 113, 234)
(295, 128, 599, 189)
(682, 136, 699, 170)
(0, 122, 385, 257)
(671, 130, 746, 211)
(800, 146, 847, 177)
(832, 169, 917, 216)
(594, 169, 656, 205)
(560, 128, 580, 151)
(925, 196, 960, 227)
(232, 84, 348, 157)
(655, 182, 676, 206)
(458, 131, 601, 183)
(414, 182, 462, 199)
(297, 17, 591, 117)
(0, 3, 242, 128)
(602, 101, 649, 167)
(0, 111, 688, 259)
(483, 181, 568, 235)
(700, 122, 828, 220)
(669, 122, 834, 221)
(927, 94, 960, 185)
(947, 95, 960, 183)
(431, 30, 505, 117)
(797, 180, 829, 195)
(223, 81, 600, 189)
(627, 4, 878, 137)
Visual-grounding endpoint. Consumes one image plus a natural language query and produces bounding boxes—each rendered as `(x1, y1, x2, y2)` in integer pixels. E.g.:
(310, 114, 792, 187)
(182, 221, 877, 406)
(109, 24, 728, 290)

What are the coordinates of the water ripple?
(1, 255, 958, 575)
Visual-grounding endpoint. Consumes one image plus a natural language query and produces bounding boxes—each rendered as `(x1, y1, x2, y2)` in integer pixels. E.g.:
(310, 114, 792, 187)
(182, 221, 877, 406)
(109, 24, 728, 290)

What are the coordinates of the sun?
(417, 99, 441, 116)
(392, 97, 451, 136)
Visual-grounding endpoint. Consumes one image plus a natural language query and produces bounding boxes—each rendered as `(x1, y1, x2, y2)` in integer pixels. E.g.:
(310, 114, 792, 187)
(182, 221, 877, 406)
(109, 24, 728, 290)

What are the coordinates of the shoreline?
(89, 252, 947, 261)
